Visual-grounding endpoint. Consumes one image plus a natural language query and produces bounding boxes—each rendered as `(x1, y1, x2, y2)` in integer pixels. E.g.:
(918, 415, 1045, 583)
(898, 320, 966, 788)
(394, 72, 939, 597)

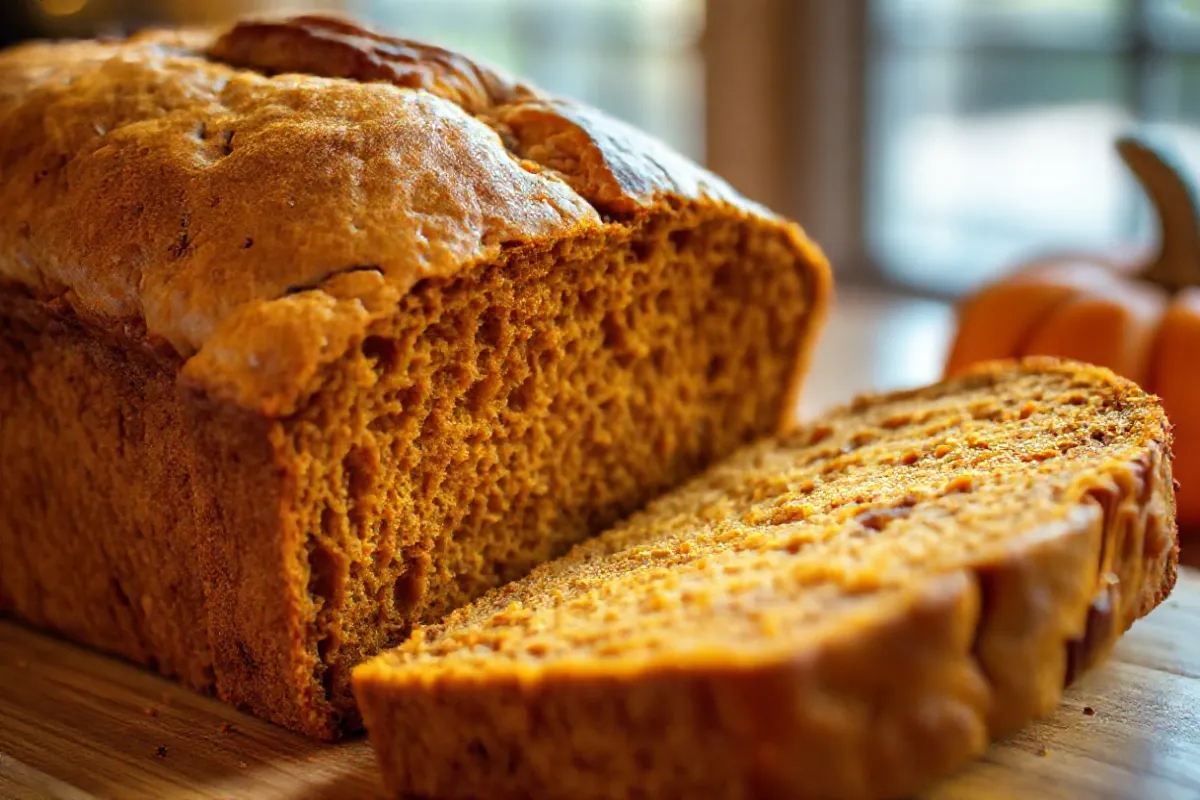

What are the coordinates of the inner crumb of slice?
(382, 368, 1161, 668)
(282, 208, 816, 724)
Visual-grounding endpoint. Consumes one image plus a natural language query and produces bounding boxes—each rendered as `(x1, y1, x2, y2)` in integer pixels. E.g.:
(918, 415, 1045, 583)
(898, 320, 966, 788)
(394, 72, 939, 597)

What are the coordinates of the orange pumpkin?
(946, 136, 1200, 529)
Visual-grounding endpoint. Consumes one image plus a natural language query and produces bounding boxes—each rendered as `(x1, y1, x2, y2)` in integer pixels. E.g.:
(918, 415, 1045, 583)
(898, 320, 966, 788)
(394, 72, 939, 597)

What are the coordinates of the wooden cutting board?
(1, 567, 1197, 800)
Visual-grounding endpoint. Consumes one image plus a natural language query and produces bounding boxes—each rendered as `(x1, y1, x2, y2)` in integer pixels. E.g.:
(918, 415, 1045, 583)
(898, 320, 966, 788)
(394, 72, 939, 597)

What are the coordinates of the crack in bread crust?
(207, 15, 533, 116)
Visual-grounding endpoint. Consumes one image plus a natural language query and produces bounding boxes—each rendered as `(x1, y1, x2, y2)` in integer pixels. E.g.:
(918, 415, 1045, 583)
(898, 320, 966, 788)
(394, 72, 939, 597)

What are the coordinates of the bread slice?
(353, 359, 1178, 800)
(0, 17, 829, 737)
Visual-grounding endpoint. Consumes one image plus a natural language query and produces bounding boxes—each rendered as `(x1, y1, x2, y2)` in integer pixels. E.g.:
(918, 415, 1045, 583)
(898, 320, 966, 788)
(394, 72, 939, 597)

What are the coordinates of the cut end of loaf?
(352, 359, 1177, 798)
(265, 208, 826, 735)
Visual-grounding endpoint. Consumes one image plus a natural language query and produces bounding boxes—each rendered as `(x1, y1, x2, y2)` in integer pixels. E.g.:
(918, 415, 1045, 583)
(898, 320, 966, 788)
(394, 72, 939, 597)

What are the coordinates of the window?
(704, 0, 1200, 298)
(867, 0, 1200, 295)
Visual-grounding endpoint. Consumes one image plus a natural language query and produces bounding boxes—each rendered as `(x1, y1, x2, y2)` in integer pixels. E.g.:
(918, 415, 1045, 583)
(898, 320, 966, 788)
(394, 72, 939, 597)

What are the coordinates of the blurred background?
(3, 0, 1199, 405)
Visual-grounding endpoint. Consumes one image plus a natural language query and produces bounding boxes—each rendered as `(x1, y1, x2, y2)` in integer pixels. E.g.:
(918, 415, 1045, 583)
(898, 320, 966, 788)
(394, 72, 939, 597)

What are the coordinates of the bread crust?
(0, 15, 830, 418)
(353, 359, 1179, 799)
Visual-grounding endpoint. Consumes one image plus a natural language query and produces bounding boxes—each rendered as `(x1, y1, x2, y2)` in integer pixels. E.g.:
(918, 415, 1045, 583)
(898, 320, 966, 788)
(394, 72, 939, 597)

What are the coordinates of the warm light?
(38, 0, 89, 16)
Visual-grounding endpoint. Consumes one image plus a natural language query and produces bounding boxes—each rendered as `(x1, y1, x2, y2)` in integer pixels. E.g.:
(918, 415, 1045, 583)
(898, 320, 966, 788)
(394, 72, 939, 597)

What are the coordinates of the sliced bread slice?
(352, 359, 1178, 800)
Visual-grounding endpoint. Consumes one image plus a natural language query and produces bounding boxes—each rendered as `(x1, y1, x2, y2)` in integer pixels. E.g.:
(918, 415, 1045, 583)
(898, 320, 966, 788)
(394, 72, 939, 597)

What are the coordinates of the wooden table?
(2, 288, 1198, 799)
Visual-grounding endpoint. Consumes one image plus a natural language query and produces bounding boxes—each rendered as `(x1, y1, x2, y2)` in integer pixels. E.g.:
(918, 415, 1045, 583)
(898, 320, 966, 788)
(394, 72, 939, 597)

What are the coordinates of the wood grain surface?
(0, 568, 1196, 800)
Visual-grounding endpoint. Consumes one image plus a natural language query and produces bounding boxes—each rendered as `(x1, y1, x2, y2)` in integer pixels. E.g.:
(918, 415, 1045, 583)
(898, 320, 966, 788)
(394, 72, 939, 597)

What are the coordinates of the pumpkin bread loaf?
(0, 16, 830, 738)
(353, 359, 1178, 800)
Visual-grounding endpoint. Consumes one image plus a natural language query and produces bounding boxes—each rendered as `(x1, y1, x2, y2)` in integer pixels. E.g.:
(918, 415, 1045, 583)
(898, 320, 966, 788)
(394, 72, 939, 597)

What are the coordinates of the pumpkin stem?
(1118, 135, 1200, 291)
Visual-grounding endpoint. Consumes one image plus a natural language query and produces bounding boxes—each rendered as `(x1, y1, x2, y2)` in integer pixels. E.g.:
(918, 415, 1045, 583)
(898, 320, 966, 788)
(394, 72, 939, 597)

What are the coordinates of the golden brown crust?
(0, 292, 216, 691)
(0, 15, 825, 417)
(206, 15, 532, 116)
(776, 225, 832, 433)
(353, 359, 1178, 799)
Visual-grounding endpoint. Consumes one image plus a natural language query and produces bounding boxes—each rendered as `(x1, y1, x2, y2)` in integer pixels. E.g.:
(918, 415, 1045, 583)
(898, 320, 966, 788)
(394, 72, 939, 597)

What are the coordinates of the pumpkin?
(946, 136, 1200, 529)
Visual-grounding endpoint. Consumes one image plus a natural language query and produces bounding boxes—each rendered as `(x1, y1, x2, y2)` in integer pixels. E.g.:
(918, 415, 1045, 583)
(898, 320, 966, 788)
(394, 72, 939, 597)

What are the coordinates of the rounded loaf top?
(0, 15, 784, 373)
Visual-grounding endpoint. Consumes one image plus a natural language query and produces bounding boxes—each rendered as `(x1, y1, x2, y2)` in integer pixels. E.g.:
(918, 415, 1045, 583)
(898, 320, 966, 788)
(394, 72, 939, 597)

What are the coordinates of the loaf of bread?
(353, 359, 1178, 800)
(0, 16, 830, 738)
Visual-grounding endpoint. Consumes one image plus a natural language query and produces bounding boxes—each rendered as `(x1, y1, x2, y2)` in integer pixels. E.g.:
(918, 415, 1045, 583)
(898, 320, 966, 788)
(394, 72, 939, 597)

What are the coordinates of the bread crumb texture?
(0, 16, 830, 738)
(353, 359, 1178, 800)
